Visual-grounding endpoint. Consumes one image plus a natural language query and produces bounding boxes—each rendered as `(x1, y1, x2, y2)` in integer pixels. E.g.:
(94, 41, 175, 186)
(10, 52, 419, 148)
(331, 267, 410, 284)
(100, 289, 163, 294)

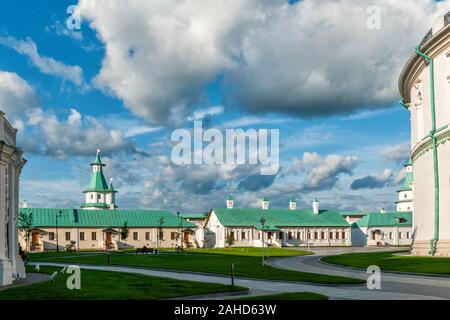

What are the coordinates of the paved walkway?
(29, 261, 444, 300)
(0, 273, 49, 292)
(268, 247, 450, 300)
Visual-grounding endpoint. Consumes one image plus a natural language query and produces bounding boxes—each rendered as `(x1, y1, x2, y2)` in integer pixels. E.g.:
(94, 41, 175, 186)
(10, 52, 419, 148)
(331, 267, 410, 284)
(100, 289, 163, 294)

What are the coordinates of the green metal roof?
(262, 197, 269, 201)
(339, 212, 368, 217)
(397, 171, 413, 192)
(181, 213, 208, 219)
(227, 195, 234, 201)
(290, 198, 296, 202)
(19, 208, 197, 228)
(354, 212, 412, 228)
(212, 208, 350, 228)
(80, 203, 111, 209)
(91, 151, 105, 166)
(108, 182, 118, 193)
(84, 171, 110, 193)
(256, 225, 279, 231)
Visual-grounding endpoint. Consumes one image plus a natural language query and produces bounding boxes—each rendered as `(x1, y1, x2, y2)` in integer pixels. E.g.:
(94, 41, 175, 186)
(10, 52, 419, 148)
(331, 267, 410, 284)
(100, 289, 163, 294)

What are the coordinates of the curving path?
(29, 257, 444, 300)
(268, 247, 450, 300)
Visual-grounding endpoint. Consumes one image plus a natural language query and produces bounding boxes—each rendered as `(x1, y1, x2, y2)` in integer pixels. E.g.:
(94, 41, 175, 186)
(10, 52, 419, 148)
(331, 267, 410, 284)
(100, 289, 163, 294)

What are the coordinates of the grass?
(0, 266, 247, 300)
(322, 251, 450, 275)
(185, 247, 309, 257)
(29, 248, 364, 284)
(234, 292, 329, 300)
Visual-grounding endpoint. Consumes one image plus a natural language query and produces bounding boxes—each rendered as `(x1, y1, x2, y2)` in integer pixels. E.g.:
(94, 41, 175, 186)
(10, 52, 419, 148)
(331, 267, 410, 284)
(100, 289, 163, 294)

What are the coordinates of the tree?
(225, 233, 235, 247)
(18, 211, 33, 252)
(120, 222, 129, 245)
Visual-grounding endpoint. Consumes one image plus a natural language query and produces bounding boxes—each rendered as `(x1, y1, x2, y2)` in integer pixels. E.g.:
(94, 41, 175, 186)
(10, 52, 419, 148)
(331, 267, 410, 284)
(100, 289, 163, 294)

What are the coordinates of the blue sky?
(1, 0, 447, 213)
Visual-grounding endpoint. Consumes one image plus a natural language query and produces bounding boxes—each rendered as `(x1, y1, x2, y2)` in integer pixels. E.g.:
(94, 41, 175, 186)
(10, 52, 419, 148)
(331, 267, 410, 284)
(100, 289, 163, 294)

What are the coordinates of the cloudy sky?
(1, 0, 449, 213)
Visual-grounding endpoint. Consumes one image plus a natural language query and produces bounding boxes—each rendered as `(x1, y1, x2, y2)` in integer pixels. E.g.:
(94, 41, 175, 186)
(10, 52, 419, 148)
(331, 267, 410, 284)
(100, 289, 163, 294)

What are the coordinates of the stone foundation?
(0, 259, 13, 286)
(411, 240, 450, 256)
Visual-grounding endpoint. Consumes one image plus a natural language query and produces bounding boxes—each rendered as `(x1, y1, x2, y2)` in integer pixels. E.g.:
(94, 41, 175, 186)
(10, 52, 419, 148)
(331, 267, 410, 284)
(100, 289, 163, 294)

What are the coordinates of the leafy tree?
(120, 222, 129, 244)
(225, 233, 235, 247)
(18, 211, 33, 252)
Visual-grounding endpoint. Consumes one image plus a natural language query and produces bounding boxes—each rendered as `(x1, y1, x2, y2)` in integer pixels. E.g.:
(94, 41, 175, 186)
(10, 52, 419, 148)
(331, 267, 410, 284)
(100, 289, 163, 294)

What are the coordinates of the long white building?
(0, 112, 26, 286)
(399, 11, 450, 256)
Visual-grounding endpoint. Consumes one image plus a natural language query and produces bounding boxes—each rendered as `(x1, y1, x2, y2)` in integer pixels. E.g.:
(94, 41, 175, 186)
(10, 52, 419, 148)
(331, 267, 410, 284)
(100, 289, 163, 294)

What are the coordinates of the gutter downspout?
(415, 45, 440, 256)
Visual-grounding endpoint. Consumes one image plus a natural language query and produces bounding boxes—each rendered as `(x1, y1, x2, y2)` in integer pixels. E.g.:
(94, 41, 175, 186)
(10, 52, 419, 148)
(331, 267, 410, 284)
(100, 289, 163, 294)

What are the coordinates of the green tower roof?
(91, 150, 105, 166)
(84, 171, 110, 193)
(227, 195, 234, 201)
(397, 170, 413, 192)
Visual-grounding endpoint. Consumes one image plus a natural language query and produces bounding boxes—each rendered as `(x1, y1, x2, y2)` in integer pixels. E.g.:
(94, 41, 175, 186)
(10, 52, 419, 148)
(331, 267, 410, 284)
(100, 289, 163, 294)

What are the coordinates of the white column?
(0, 157, 12, 286)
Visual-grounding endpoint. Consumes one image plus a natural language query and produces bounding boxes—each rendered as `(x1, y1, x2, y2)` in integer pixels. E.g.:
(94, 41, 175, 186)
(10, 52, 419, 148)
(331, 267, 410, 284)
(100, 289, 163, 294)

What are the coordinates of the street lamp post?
(177, 212, 181, 249)
(56, 210, 62, 253)
(180, 214, 184, 250)
(260, 218, 266, 266)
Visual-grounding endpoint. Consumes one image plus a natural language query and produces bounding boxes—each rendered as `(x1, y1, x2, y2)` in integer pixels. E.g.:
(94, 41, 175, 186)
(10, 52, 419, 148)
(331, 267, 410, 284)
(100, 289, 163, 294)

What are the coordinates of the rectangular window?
(49, 232, 55, 241)
(314, 232, 318, 240)
(159, 231, 164, 240)
(321, 232, 325, 240)
(307, 232, 311, 240)
(98, 194, 101, 200)
(399, 232, 402, 239)
(336, 232, 340, 240)
(241, 231, 246, 240)
(92, 232, 97, 241)
(390, 232, 393, 240)
(171, 232, 177, 240)
(329, 232, 334, 240)
(230, 231, 235, 240)
(65, 232, 71, 241)
(146, 232, 151, 241)
(133, 232, 139, 241)
(288, 232, 293, 240)
(297, 232, 301, 240)
(279, 232, 283, 240)
(80, 232, 85, 241)
(407, 232, 410, 239)
(342, 231, 346, 240)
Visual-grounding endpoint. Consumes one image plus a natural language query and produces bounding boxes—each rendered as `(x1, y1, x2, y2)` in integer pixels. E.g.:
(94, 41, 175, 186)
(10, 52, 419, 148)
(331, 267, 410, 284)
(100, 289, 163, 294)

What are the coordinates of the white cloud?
(0, 71, 37, 118)
(0, 36, 87, 88)
(76, 0, 450, 125)
(380, 142, 411, 164)
(350, 168, 394, 190)
(187, 105, 224, 122)
(301, 152, 358, 191)
(20, 108, 133, 159)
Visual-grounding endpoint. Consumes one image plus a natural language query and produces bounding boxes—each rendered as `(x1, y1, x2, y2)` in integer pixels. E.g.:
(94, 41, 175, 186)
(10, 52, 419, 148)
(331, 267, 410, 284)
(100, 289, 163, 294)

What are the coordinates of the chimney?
(226, 195, 234, 209)
(262, 197, 269, 210)
(289, 198, 297, 210)
(312, 198, 319, 214)
(22, 200, 28, 208)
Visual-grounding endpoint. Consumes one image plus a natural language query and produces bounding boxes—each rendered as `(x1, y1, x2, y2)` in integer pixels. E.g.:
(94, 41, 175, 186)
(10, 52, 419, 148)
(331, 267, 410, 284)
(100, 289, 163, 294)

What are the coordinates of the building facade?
(0, 112, 26, 286)
(399, 11, 450, 256)
(204, 197, 352, 248)
(19, 152, 199, 252)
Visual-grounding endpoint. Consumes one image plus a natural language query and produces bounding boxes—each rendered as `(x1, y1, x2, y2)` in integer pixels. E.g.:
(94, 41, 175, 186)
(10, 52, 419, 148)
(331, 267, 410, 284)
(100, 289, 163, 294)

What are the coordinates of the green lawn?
(0, 266, 246, 300)
(234, 292, 329, 300)
(30, 248, 364, 284)
(186, 247, 309, 257)
(323, 251, 450, 275)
